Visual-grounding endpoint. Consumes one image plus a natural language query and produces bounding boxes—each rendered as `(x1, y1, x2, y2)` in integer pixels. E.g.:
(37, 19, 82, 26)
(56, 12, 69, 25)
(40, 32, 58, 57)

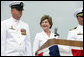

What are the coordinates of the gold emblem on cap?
(77, 13, 83, 17)
(20, 2, 24, 7)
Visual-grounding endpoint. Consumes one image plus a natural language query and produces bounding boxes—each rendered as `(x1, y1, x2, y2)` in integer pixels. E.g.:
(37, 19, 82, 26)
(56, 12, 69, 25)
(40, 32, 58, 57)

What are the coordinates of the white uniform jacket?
(33, 31, 58, 56)
(1, 17, 32, 56)
(67, 25, 83, 41)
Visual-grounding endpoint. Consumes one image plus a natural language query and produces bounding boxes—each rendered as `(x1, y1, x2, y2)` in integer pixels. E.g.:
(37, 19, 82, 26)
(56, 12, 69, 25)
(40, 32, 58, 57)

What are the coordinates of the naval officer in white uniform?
(67, 8, 83, 41)
(33, 15, 59, 56)
(1, 1, 32, 56)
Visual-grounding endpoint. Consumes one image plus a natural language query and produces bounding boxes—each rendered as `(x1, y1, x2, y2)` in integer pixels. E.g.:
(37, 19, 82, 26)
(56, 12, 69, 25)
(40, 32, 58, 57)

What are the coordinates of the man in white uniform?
(1, 1, 32, 56)
(67, 8, 83, 41)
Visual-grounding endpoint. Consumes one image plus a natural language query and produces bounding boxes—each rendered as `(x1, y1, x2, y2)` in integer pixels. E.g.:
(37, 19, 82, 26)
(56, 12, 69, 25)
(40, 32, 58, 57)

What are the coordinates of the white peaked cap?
(74, 8, 83, 17)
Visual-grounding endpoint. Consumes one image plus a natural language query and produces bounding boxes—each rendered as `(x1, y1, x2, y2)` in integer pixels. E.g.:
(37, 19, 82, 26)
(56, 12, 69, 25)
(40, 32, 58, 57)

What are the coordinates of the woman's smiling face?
(41, 19, 51, 31)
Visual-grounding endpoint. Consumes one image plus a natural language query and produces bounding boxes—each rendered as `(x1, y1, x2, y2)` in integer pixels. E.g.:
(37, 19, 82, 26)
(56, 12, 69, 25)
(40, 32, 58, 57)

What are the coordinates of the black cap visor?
(11, 5, 24, 11)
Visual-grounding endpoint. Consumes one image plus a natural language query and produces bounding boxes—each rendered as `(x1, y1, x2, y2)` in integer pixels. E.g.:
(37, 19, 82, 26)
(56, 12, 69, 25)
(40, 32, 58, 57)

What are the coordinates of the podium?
(35, 38, 83, 56)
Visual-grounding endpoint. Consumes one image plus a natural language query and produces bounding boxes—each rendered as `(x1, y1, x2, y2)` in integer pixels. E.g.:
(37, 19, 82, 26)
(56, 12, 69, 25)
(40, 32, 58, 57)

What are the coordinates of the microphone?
(54, 28, 59, 37)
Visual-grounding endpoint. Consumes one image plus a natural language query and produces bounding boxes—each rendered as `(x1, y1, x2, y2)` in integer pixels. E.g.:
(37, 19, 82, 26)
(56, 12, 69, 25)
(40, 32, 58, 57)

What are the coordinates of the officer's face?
(41, 19, 51, 31)
(11, 8, 22, 20)
(77, 16, 83, 26)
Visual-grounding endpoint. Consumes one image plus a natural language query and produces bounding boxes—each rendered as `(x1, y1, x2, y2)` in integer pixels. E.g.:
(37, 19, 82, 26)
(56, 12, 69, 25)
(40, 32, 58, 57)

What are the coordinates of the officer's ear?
(11, 8, 14, 11)
(11, 9, 15, 15)
(11, 8, 15, 13)
(11, 9, 13, 12)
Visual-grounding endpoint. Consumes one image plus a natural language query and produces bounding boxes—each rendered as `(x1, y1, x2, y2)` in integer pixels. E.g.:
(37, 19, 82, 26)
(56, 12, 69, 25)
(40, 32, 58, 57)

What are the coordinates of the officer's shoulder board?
(69, 27, 77, 31)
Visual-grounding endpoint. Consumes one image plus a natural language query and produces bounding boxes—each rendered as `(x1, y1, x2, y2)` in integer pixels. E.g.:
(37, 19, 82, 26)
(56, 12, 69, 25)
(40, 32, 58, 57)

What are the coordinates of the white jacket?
(33, 31, 58, 56)
(1, 17, 32, 56)
(67, 25, 83, 41)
